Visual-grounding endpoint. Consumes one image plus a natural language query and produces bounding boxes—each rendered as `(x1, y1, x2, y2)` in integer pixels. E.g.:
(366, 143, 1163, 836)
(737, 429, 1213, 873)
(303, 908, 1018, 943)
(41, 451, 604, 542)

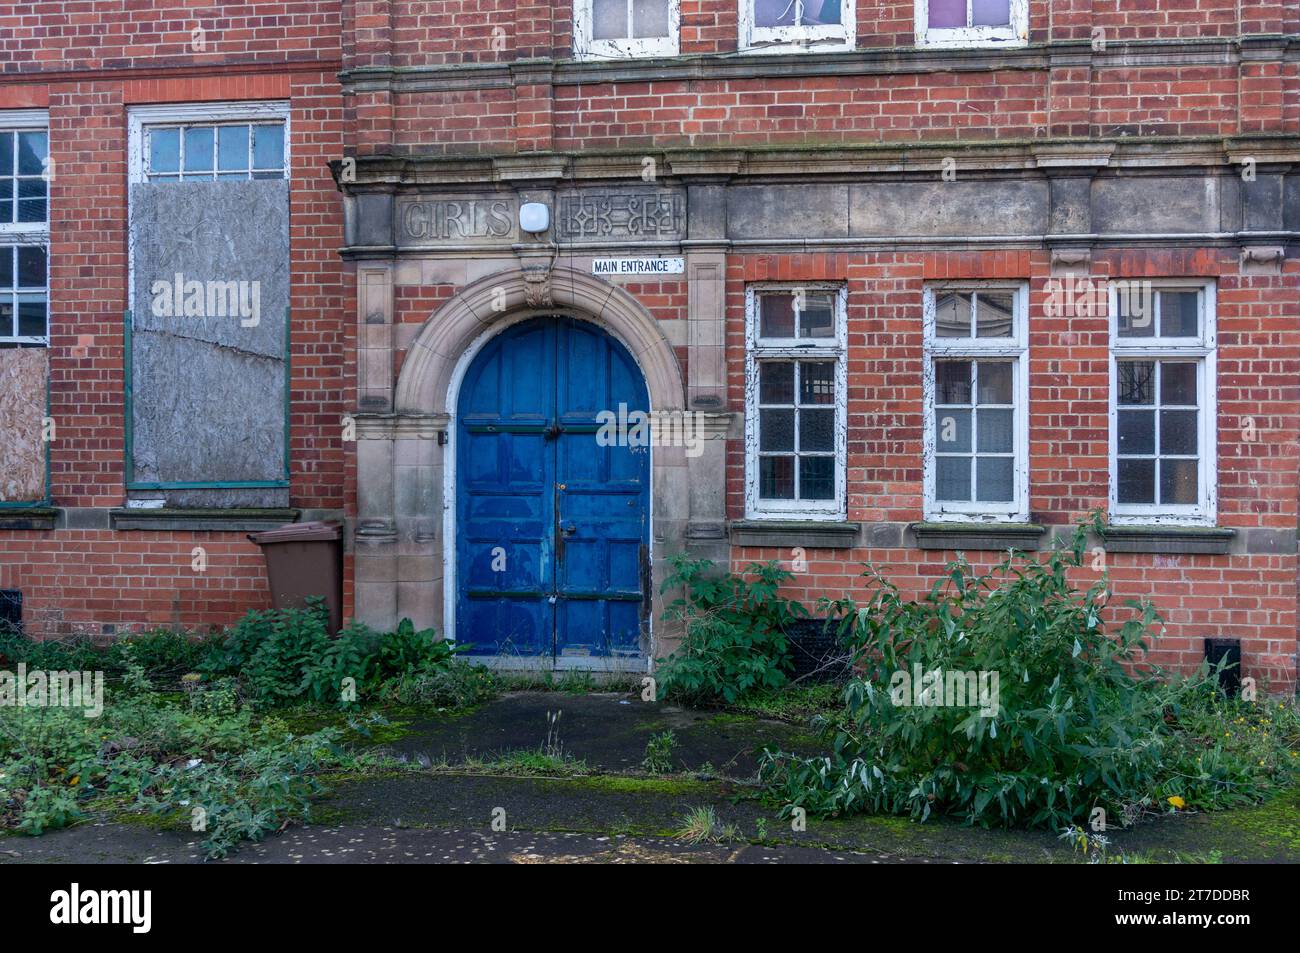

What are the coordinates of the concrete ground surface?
(2, 691, 1297, 864)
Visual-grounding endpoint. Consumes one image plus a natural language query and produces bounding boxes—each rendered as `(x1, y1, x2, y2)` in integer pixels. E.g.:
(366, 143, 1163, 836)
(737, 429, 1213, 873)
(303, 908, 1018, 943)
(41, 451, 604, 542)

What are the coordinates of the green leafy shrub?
(202, 604, 491, 710)
(105, 630, 221, 684)
(759, 520, 1300, 829)
(0, 661, 362, 857)
(0, 627, 220, 689)
(656, 554, 808, 704)
(203, 603, 335, 706)
(0, 628, 104, 673)
(140, 727, 345, 858)
(642, 730, 677, 774)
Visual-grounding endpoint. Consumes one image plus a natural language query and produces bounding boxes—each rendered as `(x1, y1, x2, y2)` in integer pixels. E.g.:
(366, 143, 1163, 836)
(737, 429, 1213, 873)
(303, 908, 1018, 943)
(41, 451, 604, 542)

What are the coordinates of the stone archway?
(352, 265, 718, 669)
(395, 265, 686, 416)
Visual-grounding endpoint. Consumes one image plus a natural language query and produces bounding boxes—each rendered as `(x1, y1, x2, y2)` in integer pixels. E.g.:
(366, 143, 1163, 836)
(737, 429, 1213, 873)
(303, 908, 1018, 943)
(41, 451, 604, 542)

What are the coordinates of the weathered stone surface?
(1092, 175, 1219, 235)
(728, 184, 849, 239)
(851, 180, 1047, 237)
(1285, 173, 1300, 231)
(0, 347, 47, 502)
(129, 180, 289, 493)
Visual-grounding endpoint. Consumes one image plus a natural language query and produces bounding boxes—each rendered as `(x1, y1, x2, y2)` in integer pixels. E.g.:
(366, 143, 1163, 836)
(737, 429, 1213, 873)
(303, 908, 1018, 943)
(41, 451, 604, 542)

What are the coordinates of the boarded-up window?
(0, 113, 50, 504)
(127, 106, 289, 508)
(0, 348, 48, 503)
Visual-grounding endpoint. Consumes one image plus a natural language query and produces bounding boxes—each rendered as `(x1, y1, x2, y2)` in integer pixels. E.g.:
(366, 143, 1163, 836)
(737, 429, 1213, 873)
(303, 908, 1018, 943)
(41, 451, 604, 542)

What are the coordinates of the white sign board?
(592, 257, 685, 277)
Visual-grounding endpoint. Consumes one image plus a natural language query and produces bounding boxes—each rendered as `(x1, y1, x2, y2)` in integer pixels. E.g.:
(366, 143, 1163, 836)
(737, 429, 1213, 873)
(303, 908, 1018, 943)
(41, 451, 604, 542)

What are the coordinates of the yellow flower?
(68, 775, 80, 786)
(1167, 796, 1186, 810)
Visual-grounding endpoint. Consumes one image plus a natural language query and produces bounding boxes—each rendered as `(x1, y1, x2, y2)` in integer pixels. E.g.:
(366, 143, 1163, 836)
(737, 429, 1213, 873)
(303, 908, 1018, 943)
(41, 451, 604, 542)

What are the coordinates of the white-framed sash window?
(745, 284, 848, 520)
(1109, 280, 1217, 525)
(740, 0, 856, 54)
(0, 109, 49, 347)
(923, 282, 1029, 521)
(574, 0, 680, 59)
(915, 0, 1027, 48)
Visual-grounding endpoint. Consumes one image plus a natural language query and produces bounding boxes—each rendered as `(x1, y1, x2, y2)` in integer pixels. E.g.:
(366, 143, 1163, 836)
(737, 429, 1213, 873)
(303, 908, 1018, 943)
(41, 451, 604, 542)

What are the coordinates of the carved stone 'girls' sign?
(399, 197, 517, 243)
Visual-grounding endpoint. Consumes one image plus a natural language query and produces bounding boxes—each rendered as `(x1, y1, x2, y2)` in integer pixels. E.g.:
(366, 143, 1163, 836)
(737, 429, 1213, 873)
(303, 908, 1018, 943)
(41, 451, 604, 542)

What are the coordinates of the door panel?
(456, 316, 650, 660)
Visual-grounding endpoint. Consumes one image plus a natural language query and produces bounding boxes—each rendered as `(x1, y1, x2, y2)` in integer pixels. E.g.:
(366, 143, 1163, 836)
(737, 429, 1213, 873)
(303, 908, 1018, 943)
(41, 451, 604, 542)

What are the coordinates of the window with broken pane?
(145, 122, 285, 182)
(0, 130, 48, 225)
(743, 0, 854, 50)
(1116, 360, 1200, 506)
(757, 360, 837, 501)
(754, 0, 842, 28)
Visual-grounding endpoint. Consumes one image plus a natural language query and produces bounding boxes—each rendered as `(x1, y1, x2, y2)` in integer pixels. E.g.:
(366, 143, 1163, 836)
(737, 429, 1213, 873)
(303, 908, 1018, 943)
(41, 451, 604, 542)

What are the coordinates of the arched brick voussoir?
(394, 265, 687, 415)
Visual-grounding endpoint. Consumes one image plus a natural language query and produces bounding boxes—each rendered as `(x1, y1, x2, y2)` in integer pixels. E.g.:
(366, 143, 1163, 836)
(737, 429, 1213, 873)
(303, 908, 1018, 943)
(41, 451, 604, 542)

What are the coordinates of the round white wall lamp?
(519, 202, 550, 234)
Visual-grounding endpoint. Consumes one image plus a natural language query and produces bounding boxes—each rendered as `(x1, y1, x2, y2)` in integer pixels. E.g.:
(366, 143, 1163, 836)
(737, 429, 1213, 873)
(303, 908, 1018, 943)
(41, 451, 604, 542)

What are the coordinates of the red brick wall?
(361, 1, 1292, 155)
(0, 19, 347, 636)
(720, 250, 1300, 691)
(0, 1, 339, 73)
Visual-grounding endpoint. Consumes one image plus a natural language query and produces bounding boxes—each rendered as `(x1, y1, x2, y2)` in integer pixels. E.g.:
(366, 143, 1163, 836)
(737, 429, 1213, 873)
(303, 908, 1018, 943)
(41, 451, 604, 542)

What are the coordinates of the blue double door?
(455, 316, 651, 661)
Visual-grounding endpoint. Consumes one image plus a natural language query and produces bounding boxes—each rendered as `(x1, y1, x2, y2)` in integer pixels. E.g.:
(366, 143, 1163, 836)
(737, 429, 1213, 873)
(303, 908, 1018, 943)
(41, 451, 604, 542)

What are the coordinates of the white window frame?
(1108, 280, 1217, 527)
(923, 282, 1029, 522)
(744, 283, 848, 520)
(574, 0, 680, 60)
(0, 109, 50, 347)
(739, 0, 857, 54)
(127, 101, 289, 185)
(914, 0, 1028, 49)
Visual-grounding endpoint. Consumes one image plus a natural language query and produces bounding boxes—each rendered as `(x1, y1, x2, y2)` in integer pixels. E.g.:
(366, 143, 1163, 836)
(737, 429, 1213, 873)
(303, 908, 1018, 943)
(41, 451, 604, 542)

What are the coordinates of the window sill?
(1100, 525, 1235, 555)
(730, 520, 859, 549)
(110, 508, 300, 532)
(910, 521, 1045, 551)
(0, 507, 56, 531)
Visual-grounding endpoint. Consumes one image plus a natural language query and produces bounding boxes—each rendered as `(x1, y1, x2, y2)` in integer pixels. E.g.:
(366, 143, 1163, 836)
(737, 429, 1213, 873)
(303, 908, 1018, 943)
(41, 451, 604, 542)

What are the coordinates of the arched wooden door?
(455, 316, 651, 662)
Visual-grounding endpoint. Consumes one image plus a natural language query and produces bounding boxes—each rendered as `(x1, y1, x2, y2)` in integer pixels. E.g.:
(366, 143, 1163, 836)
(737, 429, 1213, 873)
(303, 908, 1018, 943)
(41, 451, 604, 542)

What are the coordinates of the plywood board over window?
(126, 102, 290, 509)
(0, 348, 48, 503)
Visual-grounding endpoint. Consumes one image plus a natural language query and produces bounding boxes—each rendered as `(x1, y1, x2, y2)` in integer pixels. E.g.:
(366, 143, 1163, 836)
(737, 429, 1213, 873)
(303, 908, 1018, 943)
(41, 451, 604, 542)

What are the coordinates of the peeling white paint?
(922, 282, 1029, 523)
(738, 0, 856, 55)
(573, 0, 680, 60)
(1106, 280, 1218, 526)
(914, 0, 1028, 49)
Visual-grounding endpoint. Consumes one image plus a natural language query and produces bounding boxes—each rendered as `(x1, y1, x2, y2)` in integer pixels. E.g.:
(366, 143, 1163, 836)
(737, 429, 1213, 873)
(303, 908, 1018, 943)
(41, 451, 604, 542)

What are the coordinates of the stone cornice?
(339, 36, 1300, 94)
(334, 136, 1300, 192)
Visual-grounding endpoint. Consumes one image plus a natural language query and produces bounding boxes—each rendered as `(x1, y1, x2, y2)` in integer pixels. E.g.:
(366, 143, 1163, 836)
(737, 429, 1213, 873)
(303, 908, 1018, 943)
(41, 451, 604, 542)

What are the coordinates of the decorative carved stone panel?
(555, 188, 685, 241)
